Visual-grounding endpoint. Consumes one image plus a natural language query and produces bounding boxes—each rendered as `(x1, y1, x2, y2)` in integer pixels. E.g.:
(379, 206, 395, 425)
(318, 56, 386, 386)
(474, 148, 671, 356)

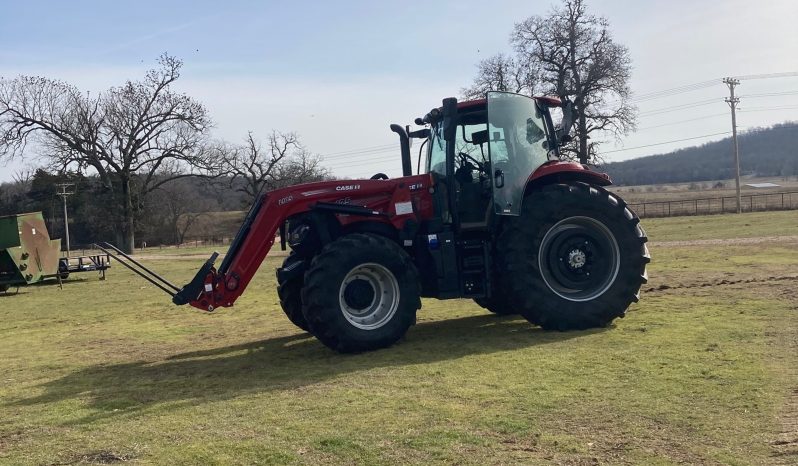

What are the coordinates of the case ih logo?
(335, 184, 361, 191)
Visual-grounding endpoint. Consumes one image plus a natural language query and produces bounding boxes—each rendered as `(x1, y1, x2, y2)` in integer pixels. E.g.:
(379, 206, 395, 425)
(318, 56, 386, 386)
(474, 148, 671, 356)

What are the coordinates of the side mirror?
(557, 99, 574, 145)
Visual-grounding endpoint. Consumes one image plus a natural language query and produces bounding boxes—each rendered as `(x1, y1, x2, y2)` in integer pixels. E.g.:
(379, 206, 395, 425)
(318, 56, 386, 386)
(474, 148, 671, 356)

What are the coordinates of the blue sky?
(1, 0, 797, 180)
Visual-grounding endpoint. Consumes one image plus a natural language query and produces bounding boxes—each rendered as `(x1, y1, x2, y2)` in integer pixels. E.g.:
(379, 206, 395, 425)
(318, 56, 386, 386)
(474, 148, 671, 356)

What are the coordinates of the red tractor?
(102, 92, 649, 353)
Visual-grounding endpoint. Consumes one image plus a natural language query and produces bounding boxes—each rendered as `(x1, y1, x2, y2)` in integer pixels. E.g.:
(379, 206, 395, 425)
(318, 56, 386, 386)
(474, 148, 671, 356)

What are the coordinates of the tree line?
(601, 123, 798, 186)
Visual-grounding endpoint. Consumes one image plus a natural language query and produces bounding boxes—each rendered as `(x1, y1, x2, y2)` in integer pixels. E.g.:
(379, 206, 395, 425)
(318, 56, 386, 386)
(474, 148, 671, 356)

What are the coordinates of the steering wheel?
(457, 152, 486, 173)
(370, 173, 389, 180)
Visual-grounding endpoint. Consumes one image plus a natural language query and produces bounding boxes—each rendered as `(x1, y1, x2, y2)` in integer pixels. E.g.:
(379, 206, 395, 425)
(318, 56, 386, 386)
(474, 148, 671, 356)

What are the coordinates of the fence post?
(668, 201, 671, 216)
(643, 203, 646, 217)
(782, 193, 785, 209)
(695, 199, 698, 215)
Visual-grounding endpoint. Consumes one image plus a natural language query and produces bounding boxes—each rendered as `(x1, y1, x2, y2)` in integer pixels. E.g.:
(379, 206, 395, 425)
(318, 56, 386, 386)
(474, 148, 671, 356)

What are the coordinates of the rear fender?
(525, 161, 611, 195)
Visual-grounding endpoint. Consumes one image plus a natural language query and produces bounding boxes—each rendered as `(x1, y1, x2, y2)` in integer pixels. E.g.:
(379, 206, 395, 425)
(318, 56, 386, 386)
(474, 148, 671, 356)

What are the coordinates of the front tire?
(473, 291, 515, 315)
(499, 183, 650, 330)
(301, 233, 421, 353)
(278, 276, 309, 332)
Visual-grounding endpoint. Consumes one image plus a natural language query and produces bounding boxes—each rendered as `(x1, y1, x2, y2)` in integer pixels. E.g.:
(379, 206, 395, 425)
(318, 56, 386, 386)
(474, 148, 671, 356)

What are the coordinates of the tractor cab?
(382, 93, 571, 300)
(418, 92, 565, 232)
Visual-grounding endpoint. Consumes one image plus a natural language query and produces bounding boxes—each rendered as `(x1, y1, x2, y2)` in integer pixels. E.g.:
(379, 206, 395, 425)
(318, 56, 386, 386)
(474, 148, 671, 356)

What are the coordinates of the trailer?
(0, 212, 109, 292)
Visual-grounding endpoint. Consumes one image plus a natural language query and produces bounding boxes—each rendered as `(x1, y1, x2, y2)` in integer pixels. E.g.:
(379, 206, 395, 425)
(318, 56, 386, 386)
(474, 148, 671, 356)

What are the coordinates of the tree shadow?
(8, 314, 607, 424)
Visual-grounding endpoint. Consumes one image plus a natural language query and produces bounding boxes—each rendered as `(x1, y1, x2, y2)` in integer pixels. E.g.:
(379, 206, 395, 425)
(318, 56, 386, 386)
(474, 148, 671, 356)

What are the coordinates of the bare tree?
(223, 131, 329, 204)
(154, 179, 214, 245)
(465, 0, 635, 164)
(461, 53, 539, 100)
(0, 54, 213, 252)
(12, 168, 35, 185)
(271, 145, 330, 189)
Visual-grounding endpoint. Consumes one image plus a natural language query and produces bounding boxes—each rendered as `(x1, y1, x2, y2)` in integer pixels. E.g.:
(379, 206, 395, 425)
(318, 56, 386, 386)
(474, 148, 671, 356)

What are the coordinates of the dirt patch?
(0, 430, 24, 454)
(651, 235, 798, 247)
(644, 275, 798, 294)
(51, 450, 132, 465)
(770, 311, 798, 465)
(771, 387, 798, 464)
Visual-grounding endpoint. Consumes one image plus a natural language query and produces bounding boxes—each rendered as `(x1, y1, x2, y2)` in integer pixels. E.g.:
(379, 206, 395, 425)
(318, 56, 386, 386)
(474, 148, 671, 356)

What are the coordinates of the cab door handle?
(494, 169, 505, 188)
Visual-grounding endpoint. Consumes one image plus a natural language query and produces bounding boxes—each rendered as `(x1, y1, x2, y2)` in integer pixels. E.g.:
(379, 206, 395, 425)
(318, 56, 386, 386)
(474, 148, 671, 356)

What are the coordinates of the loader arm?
(174, 176, 434, 312)
(172, 191, 282, 311)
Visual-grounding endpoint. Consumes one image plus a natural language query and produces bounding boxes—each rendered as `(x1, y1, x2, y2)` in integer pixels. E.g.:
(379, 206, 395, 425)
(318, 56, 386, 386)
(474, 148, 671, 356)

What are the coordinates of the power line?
(326, 154, 400, 170)
(322, 148, 399, 162)
(629, 79, 720, 103)
(739, 105, 798, 112)
(738, 90, 798, 98)
(320, 143, 396, 158)
(734, 71, 798, 81)
(635, 112, 728, 131)
(602, 79, 720, 107)
(637, 98, 722, 117)
(603, 131, 731, 154)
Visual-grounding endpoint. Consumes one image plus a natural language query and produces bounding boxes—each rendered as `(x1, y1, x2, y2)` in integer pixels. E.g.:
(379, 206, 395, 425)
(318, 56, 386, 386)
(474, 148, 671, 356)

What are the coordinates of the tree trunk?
(121, 177, 136, 253)
(578, 112, 589, 165)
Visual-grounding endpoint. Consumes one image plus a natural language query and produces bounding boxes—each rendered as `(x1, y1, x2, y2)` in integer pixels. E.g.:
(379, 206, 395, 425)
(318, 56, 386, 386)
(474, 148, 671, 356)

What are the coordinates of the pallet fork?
(95, 242, 219, 307)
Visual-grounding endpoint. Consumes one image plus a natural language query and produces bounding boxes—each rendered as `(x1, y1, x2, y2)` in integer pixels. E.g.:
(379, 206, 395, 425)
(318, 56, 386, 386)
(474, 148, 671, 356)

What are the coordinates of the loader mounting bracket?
(173, 252, 219, 305)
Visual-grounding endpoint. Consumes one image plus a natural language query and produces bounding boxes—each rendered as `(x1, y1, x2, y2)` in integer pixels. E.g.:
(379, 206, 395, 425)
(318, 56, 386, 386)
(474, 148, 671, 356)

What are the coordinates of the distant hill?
(600, 122, 798, 186)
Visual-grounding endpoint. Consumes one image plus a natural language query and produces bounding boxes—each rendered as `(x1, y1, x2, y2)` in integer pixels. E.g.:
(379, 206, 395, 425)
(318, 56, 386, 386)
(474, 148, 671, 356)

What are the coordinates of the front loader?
(102, 92, 650, 353)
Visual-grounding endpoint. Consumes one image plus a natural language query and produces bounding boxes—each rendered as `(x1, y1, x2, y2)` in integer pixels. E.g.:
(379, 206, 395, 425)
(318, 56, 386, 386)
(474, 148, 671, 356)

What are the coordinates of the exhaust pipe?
(390, 124, 413, 176)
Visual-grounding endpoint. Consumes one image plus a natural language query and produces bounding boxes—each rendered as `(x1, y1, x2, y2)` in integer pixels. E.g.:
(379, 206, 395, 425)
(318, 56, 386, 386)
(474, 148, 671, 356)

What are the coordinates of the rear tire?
(498, 183, 649, 330)
(301, 233, 421, 353)
(0, 284, 9, 293)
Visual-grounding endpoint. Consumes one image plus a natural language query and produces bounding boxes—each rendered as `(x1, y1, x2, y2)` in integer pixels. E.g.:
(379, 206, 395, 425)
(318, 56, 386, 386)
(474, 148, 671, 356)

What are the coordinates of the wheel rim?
(538, 216, 620, 302)
(338, 263, 400, 330)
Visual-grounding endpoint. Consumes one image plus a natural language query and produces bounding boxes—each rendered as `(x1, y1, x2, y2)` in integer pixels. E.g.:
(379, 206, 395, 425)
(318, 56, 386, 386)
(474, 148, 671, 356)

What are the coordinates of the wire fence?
(628, 191, 798, 218)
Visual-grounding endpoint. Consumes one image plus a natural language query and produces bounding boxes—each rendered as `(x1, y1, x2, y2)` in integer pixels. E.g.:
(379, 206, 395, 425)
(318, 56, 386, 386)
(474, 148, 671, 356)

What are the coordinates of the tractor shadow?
(10, 314, 607, 424)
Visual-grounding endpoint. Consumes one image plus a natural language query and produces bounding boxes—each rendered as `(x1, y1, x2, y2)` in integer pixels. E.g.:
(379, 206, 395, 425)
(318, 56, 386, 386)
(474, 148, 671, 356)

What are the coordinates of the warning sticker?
(394, 201, 413, 215)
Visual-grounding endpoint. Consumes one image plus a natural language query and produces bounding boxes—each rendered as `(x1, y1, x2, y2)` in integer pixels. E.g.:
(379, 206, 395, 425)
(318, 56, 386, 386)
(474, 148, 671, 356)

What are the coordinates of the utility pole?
(56, 183, 75, 257)
(723, 77, 742, 214)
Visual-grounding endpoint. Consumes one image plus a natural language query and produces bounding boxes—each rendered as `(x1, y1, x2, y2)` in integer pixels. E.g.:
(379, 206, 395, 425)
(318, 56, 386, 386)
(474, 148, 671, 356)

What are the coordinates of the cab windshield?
(487, 92, 550, 215)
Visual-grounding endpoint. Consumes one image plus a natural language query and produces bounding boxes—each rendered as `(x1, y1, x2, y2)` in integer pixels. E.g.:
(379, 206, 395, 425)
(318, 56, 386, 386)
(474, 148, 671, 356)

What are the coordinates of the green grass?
(0, 212, 796, 464)
(643, 209, 798, 242)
